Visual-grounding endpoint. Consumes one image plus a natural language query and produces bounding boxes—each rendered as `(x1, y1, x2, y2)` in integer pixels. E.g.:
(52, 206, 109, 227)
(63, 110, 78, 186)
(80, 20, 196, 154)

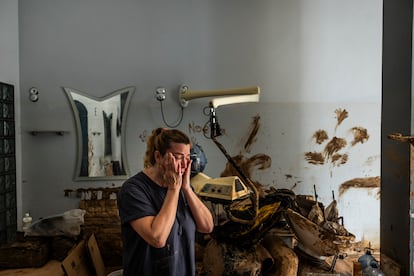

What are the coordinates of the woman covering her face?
(118, 128, 214, 276)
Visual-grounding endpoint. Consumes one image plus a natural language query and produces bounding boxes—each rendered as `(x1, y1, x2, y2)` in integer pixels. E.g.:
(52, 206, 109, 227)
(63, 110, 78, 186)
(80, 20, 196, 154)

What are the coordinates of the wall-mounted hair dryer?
(178, 85, 260, 108)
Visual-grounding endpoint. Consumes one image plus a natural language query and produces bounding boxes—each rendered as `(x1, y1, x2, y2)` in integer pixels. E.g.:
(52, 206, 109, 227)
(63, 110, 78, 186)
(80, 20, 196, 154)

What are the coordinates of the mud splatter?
(335, 108, 348, 128)
(324, 137, 347, 160)
(313, 130, 329, 144)
(304, 109, 370, 170)
(220, 153, 271, 193)
(244, 115, 261, 153)
(338, 176, 380, 197)
(351, 127, 369, 146)
(305, 152, 325, 165)
(221, 154, 271, 177)
(331, 153, 348, 167)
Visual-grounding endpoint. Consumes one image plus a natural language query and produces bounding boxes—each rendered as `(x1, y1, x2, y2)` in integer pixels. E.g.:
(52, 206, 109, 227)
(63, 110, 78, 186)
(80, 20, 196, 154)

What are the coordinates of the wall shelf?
(29, 130, 69, 136)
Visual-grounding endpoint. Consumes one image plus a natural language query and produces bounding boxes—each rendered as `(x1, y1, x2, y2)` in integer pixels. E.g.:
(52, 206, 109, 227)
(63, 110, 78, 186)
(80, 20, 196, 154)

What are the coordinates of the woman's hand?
(181, 159, 192, 192)
(161, 153, 182, 190)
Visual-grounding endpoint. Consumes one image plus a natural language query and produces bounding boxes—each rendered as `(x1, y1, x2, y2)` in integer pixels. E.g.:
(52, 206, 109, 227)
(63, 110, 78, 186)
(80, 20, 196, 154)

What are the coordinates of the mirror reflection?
(64, 87, 134, 180)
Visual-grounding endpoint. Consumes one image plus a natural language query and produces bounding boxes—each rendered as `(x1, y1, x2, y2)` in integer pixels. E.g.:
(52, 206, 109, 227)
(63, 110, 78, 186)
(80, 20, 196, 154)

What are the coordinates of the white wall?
(18, 0, 382, 247)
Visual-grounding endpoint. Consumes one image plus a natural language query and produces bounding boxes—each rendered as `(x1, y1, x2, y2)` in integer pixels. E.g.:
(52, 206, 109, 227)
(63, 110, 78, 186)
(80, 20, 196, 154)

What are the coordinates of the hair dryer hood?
(179, 85, 260, 108)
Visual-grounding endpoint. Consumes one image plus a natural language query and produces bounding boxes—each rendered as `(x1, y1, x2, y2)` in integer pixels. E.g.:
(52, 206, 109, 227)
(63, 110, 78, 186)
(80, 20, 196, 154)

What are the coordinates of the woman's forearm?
(182, 187, 214, 233)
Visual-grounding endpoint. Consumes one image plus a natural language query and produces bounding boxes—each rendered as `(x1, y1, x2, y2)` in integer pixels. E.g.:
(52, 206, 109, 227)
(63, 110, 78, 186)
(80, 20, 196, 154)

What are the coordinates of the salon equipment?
(182, 84, 260, 224)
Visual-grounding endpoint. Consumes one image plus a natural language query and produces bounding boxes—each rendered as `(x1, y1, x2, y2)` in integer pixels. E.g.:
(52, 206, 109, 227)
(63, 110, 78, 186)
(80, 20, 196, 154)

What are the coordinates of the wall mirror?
(64, 86, 135, 181)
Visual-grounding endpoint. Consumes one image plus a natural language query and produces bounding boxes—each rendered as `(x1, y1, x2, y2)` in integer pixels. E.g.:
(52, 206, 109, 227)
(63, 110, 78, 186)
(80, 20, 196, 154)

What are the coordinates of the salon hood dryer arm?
(179, 84, 261, 225)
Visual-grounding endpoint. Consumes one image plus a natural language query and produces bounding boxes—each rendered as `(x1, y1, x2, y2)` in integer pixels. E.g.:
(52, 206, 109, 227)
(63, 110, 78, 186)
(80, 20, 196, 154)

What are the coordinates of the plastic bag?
(26, 209, 86, 237)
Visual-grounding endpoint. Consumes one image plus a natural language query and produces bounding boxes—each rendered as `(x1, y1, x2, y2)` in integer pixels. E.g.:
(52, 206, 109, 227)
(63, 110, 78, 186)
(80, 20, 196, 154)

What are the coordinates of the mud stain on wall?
(324, 137, 347, 160)
(304, 152, 325, 165)
(221, 154, 272, 190)
(313, 130, 329, 144)
(351, 127, 369, 146)
(338, 176, 380, 197)
(335, 108, 348, 128)
(244, 115, 261, 153)
(219, 115, 271, 191)
(304, 108, 370, 169)
(331, 153, 348, 166)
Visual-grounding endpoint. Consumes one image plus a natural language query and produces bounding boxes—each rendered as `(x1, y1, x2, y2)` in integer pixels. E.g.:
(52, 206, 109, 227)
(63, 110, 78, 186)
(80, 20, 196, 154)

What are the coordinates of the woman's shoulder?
(122, 171, 146, 186)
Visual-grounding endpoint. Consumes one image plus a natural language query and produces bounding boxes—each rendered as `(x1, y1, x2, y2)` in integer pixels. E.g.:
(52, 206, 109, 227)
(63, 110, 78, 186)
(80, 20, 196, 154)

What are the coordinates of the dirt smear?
(244, 115, 261, 153)
(304, 152, 325, 165)
(335, 108, 348, 128)
(221, 154, 272, 178)
(305, 108, 365, 168)
(219, 114, 273, 194)
(324, 137, 347, 160)
(331, 153, 348, 167)
(220, 154, 272, 194)
(338, 176, 380, 197)
(313, 129, 329, 144)
(351, 127, 369, 146)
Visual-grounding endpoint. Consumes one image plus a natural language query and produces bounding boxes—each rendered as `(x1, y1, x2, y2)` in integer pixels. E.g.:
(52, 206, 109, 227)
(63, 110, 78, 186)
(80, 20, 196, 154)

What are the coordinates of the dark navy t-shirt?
(117, 172, 196, 276)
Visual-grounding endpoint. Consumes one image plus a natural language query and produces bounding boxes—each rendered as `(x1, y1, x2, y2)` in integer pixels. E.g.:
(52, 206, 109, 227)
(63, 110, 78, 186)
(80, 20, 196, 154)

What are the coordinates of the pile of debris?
(195, 184, 355, 276)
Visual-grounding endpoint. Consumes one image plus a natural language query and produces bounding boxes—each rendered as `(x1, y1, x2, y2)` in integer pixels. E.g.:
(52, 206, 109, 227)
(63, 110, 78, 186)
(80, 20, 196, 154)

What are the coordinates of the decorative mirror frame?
(64, 86, 135, 181)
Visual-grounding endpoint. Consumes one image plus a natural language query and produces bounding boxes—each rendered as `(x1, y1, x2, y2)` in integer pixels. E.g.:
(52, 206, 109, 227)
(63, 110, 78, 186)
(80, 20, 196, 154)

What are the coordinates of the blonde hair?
(143, 128, 191, 168)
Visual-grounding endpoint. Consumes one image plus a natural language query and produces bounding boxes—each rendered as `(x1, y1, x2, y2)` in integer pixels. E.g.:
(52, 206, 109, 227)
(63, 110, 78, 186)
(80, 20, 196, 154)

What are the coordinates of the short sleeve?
(117, 177, 159, 225)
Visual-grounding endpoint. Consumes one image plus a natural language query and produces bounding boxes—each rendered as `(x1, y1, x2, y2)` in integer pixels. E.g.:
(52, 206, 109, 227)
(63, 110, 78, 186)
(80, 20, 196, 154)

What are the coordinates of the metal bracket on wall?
(29, 130, 69, 136)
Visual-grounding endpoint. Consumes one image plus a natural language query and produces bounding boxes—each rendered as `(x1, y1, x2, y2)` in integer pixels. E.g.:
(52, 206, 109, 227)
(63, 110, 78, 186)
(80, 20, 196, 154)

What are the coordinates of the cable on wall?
(155, 87, 184, 128)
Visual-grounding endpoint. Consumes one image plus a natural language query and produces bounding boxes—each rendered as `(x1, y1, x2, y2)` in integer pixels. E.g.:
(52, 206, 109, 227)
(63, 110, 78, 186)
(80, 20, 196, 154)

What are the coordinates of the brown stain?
(351, 126, 370, 146)
(220, 153, 271, 193)
(244, 115, 261, 153)
(221, 154, 272, 177)
(331, 153, 348, 167)
(305, 152, 324, 165)
(324, 137, 347, 160)
(338, 176, 380, 197)
(305, 109, 370, 171)
(335, 108, 348, 127)
(313, 129, 329, 144)
(218, 114, 272, 194)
